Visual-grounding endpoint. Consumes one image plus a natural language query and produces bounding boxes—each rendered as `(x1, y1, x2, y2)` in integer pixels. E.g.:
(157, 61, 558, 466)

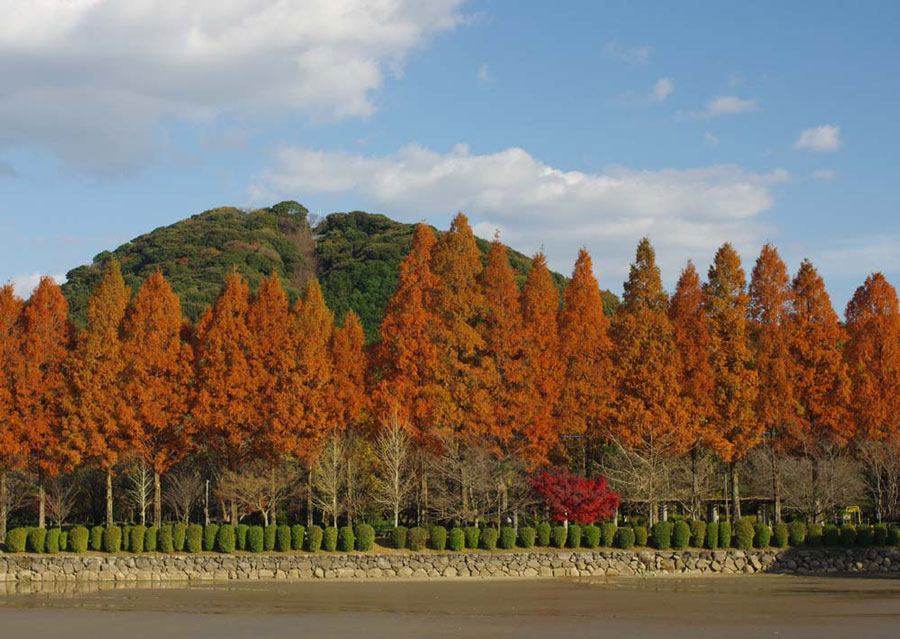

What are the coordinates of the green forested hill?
(62, 201, 618, 340)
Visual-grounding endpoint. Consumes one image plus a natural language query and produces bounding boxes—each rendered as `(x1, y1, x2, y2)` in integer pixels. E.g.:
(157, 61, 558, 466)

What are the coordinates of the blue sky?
(2, 0, 898, 311)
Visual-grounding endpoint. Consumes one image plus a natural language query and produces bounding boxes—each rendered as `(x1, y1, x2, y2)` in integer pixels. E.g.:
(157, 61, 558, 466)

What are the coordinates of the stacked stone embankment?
(1, 548, 898, 584)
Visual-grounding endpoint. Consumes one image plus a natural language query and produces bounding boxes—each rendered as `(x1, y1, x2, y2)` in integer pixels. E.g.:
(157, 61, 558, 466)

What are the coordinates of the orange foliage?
(331, 310, 369, 431)
(0, 285, 24, 472)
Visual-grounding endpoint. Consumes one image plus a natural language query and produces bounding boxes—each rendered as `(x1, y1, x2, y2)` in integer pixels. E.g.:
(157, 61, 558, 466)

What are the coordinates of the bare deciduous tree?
(858, 438, 900, 521)
(45, 476, 79, 527)
(165, 470, 203, 524)
(125, 463, 153, 526)
(313, 434, 345, 527)
(372, 411, 414, 527)
(217, 463, 298, 526)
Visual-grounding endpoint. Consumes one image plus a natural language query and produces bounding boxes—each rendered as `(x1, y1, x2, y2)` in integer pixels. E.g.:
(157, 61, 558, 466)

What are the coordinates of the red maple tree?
(529, 468, 619, 525)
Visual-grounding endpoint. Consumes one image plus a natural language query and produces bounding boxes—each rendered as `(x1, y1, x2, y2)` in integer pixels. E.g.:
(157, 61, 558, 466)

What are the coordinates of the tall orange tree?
(786, 259, 850, 522)
(669, 261, 716, 517)
(557, 248, 612, 473)
(121, 271, 192, 528)
(519, 252, 564, 466)
(703, 243, 758, 521)
(0, 285, 23, 541)
(609, 239, 688, 524)
(69, 261, 132, 527)
(18, 278, 73, 528)
(374, 223, 440, 443)
(748, 244, 795, 522)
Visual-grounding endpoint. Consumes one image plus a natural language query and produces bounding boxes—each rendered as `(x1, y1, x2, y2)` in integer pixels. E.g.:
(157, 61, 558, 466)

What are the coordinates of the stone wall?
(1, 548, 898, 586)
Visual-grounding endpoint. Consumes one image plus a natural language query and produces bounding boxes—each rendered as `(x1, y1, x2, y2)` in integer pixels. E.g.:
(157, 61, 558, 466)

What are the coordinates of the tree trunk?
(730, 461, 742, 522)
(105, 471, 114, 527)
(811, 455, 821, 524)
(460, 470, 468, 524)
(0, 471, 7, 543)
(230, 501, 238, 526)
(306, 469, 313, 528)
(690, 447, 701, 519)
(420, 472, 428, 526)
(770, 448, 782, 524)
(269, 469, 277, 527)
(346, 453, 354, 528)
(37, 475, 46, 529)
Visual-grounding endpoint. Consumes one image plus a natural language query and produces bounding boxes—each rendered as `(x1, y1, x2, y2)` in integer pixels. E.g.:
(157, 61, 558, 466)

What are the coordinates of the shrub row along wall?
(1, 548, 898, 584)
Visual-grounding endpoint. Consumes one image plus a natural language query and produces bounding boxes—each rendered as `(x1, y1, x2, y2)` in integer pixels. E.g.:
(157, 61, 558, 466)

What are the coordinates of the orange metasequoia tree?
(608, 239, 687, 525)
(69, 261, 132, 527)
(669, 261, 716, 518)
(519, 252, 564, 466)
(703, 243, 758, 521)
(557, 248, 612, 473)
(748, 244, 795, 523)
(0, 285, 24, 541)
(19, 278, 73, 528)
(121, 271, 192, 528)
(786, 259, 850, 522)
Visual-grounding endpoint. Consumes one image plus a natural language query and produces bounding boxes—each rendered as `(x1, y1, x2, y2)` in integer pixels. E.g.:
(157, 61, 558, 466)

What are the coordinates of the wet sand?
(2, 575, 899, 638)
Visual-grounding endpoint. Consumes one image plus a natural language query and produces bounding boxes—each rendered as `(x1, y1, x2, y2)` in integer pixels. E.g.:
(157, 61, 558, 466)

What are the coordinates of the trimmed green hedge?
(203, 524, 218, 552)
(840, 525, 856, 548)
(306, 525, 323, 552)
(690, 520, 706, 548)
(634, 525, 648, 547)
(788, 520, 806, 546)
(216, 525, 235, 553)
(247, 526, 264, 553)
(448, 527, 465, 551)
(59, 530, 68, 552)
(130, 525, 146, 553)
(518, 526, 536, 549)
(292, 525, 306, 551)
(407, 526, 427, 551)
(28, 527, 47, 553)
(823, 524, 840, 546)
(430, 525, 447, 551)
(158, 524, 174, 553)
(857, 526, 873, 548)
(264, 525, 277, 552)
(580, 524, 599, 548)
(807, 523, 823, 547)
(186, 524, 203, 553)
(391, 526, 408, 550)
(480, 527, 498, 550)
(536, 522, 551, 547)
(873, 523, 888, 546)
(704, 522, 719, 549)
(550, 525, 567, 548)
(733, 519, 754, 550)
(753, 522, 771, 548)
(615, 526, 635, 549)
(672, 521, 690, 549)
(6, 527, 27, 552)
(173, 523, 187, 551)
(498, 526, 516, 550)
(45, 528, 61, 554)
(888, 526, 900, 546)
(464, 526, 480, 549)
(355, 524, 374, 551)
(276, 525, 291, 552)
(145, 526, 158, 552)
(566, 524, 581, 549)
(104, 526, 122, 553)
(338, 526, 355, 552)
(236, 524, 250, 550)
(718, 521, 732, 548)
(651, 521, 672, 550)
(601, 523, 617, 548)
(773, 523, 788, 548)
(323, 526, 338, 552)
(69, 526, 89, 554)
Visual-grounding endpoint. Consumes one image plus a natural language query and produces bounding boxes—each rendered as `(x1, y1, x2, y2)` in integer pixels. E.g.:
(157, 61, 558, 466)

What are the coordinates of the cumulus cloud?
(794, 125, 842, 152)
(704, 132, 720, 147)
(0, 0, 466, 174)
(603, 40, 650, 66)
(6, 273, 66, 298)
(252, 143, 789, 287)
(649, 77, 674, 102)
(691, 96, 758, 119)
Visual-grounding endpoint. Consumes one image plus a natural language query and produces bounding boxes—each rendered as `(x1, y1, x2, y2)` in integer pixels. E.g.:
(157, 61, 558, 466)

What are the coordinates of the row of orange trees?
(2, 213, 899, 539)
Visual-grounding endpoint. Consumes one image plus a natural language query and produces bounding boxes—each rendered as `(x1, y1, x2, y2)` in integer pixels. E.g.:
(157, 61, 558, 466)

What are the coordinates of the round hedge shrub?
(6, 527, 27, 552)
(430, 525, 448, 551)
(651, 521, 672, 550)
(59, 530, 69, 552)
(306, 525, 323, 552)
(536, 522, 551, 547)
(276, 525, 292, 552)
(823, 524, 840, 546)
(69, 526, 89, 554)
(186, 524, 203, 553)
(704, 522, 719, 549)
(672, 521, 691, 549)
(247, 525, 264, 553)
(807, 523, 824, 547)
(874, 523, 888, 546)
(172, 522, 187, 551)
(753, 522, 771, 548)
(90, 525, 105, 552)
(27, 527, 47, 553)
(355, 524, 374, 551)
(323, 526, 338, 551)
(338, 526, 355, 552)
(103, 525, 122, 553)
(292, 525, 306, 551)
(45, 528, 61, 554)
(615, 526, 635, 549)
(601, 523, 617, 548)
(633, 525, 648, 547)
(216, 525, 235, 553)
(733, 519, 754, 550)
(407, 526, 427, 551)
(718, 521, 732, 548)
(145, 526, 158, 552)
(690, 520, 706, 548)
(580, 524, 599, 548)
(391, 526, 408, 550)
(518, 526, 536, 549)
(158, 524, 174, 553)
(122, 526, 132, 552)
(448, 527, 465, 551)
(773, 523, 788, 548)
(463, 526, 479, 549)
(839, 525, 856, 548)
(264, 525, 277, 551)
(888, 526, 900, 546)
(498, 526, 516, 550)
(236, 524, 250, 551)
(480, 527, 498, 550)
(788, 520, 807, 546)
(202, 524, 218, 552)
(550, 525, 567, 548)
(566, 524, 582, 549)
(131, 525, 147, 553)
(857, 525, 874, 548)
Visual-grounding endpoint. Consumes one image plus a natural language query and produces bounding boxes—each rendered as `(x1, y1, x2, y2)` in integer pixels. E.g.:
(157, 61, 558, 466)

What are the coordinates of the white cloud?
(253, 143, 789, 287)
(649, 77, 674, 102)
(794, 125, 842, 152)
(0, 0, 467, 174)
(692, 96, 758, 119)
(704, 132, 720, 147)
(603, 40, 650, 66)
(477, 63, 490, 84)
(6, 273, 66, 298)
(811, 169, 837, 181)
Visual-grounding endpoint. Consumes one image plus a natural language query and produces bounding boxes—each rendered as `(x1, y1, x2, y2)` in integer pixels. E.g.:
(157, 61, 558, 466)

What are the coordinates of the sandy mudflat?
(1, 575, 899, 638)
